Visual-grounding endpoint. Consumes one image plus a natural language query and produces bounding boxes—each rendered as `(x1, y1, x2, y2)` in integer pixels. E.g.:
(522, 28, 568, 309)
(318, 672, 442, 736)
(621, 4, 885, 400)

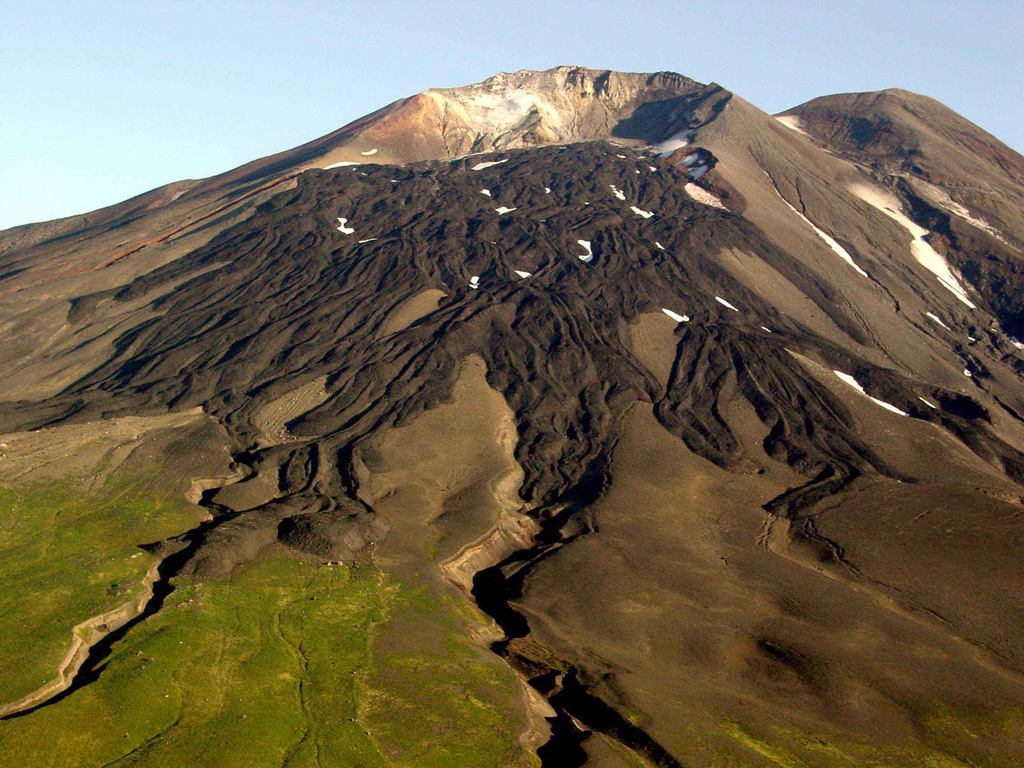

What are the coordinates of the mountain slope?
(2, 67, 1024, 767)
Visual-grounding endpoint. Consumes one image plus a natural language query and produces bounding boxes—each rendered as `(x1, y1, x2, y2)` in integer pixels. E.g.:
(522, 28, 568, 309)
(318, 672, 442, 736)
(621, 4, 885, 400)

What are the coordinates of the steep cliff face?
(2, 68, 1024, 767)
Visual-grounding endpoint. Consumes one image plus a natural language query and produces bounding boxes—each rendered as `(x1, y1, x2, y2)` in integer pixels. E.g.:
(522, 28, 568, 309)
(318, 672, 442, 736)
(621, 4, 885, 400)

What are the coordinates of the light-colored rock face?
(362, 66, 704, 160)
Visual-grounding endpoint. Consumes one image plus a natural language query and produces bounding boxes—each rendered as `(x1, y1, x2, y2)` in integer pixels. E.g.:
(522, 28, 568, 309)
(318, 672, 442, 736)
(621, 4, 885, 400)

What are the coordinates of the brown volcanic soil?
(2, 68, 1024, 765)
(783, 88, 1024, 338)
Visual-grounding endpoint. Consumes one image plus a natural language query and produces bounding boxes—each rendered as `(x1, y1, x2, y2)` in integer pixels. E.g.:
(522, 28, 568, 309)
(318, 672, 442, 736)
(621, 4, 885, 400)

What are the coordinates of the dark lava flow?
(2, 142, 1018, 765)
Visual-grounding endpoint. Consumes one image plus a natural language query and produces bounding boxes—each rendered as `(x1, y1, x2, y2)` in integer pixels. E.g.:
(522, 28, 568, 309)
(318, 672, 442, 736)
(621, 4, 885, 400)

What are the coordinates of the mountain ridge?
(2, 66, 1024, 767)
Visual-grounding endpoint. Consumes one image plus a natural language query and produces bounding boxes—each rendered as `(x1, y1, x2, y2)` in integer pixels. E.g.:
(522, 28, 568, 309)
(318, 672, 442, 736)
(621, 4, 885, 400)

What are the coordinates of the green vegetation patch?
(0, 553, 528, 768)
(717, 715, 1024, 768)
(0, 475, 207, 703)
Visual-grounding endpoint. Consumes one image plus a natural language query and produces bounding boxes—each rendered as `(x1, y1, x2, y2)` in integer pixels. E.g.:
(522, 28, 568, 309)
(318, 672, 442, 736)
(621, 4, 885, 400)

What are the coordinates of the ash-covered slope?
(2, 68, 1024, 767)
(781, 88, 1024, 337)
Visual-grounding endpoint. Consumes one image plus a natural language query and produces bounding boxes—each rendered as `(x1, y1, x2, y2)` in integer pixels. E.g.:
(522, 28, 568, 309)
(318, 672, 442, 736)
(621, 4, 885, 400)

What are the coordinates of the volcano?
(2, 66, 1024, 768)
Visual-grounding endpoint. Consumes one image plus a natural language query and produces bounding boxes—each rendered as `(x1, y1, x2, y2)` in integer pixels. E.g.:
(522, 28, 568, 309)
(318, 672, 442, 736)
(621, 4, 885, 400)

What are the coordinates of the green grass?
(360, 580, 524, 768)
(0, 553, 529, 768)
(715, 715, 1024, 768)
(0, 476, 208, 703)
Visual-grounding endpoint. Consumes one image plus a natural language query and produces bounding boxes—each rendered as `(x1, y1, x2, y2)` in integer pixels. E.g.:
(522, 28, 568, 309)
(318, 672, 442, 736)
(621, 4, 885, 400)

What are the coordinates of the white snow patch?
(472, 158, 509, 171)
(635, 169, 641, 174)
(715, 296, 740, 312)
(918, 397, 937, 409)
(833, 370, 866, 394)
(849, 183, 975, 307)
(1011, 336, 1024, 350)
(495, 206, 517, 215)
(609, 185, 626, 201)
(358, 238, 378, 244)
(513, 270, 532, 279)
(653, 130, 692, 157)
(872, 399, 909, 417)
(648, 165, 657, 172)
(684, 183, 727, 210)
(576, 240, 593, 263)
(324, 161, 360, 169)
(655, 242, 665, 250)
(688, 164, 709, 180)
(630, 206, 654, 219)
(480, 189, 491, 196)
(964, 369, 972, 378)
(914, 181, 1008, 243)
(833, 370, 908, 416)
(775, 115, 809, 135)
(544, 186, 552, 194)
(925, 312, 950, 330)
(661, 308, 689, 323)
(616, 154, 627, 158)
(360, 148, 378, 156)
(776, 193, 868, 277)
(761, 326, 773, 333)
(336, 217, 355, 235)
(469, 275, 480, 289)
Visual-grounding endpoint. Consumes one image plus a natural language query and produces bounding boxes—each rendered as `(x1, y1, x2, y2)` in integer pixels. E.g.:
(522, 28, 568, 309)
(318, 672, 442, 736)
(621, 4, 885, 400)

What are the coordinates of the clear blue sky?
(1, 0, 1021, 230)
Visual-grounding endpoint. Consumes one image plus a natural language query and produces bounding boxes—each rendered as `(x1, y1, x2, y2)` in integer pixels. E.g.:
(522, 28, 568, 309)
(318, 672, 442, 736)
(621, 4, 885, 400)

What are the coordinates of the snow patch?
(775, 115, 809, 136)
(655, 242, 665, 250)
(472, 158, 509, 171)
(964, 369, 972, 378)
(480, 189, 491, 196)
(914, 180, 1008, 243)
(544, 186, 552, 194)
(324, 161, 361, 169)
(609, 185, 626, 201)
(715, 296, 740, 312)
(576, 240, 593, 263)
(358, 238, 377, 244)
(926, 312, 950, 330)
(616, 154, 627, 159)
(630, 206, 654, 219)
(849, 183, 975, 307)
(684, 183, 726, 210)
(495, 206, 517, 215)
(648, 166, 657, 172)
(513, 270, 532, 278)
(653, 130, 692, 157)
(336, 217, 355, 235)
(360, 148, 379, 156)
(776, 192, 868, 277)
(761, 326, 773, 333)
(833, 370, 908, 416)
(469, 275, 480, 289)
(918, 397, 937, 409)
(661, 308, 689, 323)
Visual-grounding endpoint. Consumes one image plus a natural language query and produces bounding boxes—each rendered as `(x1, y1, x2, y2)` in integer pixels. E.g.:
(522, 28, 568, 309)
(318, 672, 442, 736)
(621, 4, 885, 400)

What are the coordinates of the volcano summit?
(2, 66, 1024, 768)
